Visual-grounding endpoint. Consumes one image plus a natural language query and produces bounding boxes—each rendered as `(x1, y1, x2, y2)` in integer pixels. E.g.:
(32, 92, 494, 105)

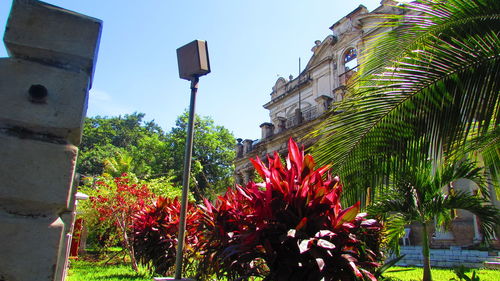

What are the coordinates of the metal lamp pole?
(173, 76, 198, 280)
(170, 40, 210, 281)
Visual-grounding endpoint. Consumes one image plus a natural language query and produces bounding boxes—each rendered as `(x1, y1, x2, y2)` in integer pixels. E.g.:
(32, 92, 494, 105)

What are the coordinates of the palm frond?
(310, 0, 500, 204)
(453, 127, 500, 198)
(426, 190, 500, 241)
(380, 214, 408, 257)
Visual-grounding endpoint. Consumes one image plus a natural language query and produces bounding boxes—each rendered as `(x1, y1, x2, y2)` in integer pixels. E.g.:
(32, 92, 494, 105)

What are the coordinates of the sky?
(0, 0, 382, 140)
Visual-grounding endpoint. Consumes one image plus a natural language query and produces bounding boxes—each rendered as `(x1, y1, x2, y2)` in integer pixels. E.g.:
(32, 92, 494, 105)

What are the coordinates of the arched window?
(344, 48, 357, 71)
(339, 48, 358, 86)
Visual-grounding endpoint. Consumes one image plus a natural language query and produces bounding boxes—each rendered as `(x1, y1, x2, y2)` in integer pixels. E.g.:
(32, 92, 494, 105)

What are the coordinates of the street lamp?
(165, 40, 210, 281)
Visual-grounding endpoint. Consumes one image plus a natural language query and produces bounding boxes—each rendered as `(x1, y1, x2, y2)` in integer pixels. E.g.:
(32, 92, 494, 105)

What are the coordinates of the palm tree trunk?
(422, 222, 432, 281)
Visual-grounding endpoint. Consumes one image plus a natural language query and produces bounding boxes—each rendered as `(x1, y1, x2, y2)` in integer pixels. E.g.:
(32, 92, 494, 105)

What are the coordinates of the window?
(344, 48, 357, 71)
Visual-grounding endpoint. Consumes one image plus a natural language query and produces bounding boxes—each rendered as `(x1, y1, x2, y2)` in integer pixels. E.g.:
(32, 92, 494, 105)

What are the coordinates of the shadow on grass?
(92, 274, 149, 280)
(386, 268, 415, 273)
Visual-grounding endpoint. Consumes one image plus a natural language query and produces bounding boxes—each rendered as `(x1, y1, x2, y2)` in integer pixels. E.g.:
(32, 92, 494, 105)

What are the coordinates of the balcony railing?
(338, 65, 358, 86)
(286, 106, 318, 128)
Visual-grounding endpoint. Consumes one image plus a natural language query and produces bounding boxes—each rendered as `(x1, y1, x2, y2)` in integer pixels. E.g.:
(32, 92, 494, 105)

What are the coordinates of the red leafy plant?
(132, 197, 203, 277)
(199, 138, 383, 281)
(89, 174, 156, 271)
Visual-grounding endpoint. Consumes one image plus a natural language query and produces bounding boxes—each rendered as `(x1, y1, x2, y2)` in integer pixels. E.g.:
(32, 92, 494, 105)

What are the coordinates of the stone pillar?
(276, 117, 287, 133)
(234, 172, 243, 186)
(433, 183, 455, 246)
(469, 188, 482, 242)
(294, 108, 303, 125)
(243, 139, 253, 154)
(0, 1, 102, 280)
(260, 122, 274, 139)
(235, 138, 243, 158)
(242, 169, 254, 184)
(332, 88, 346, 110)
(315, 95, 333, 114)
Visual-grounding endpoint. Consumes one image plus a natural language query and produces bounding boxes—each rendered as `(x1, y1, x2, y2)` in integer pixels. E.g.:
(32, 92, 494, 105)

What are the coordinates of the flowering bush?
(132, 197, 203, 277)
(199, 138, 383, 281)
(86, 174, 156, 271)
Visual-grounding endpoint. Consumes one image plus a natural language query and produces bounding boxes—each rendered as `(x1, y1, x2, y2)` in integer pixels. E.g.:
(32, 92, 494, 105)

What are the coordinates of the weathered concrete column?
(0, 1, 102, 280)
(242, 169, 254, 184)
(242, 139, 253, 154)
(234, 172, 243, 186)
(315, 95, 333, 114)
(294, 108, 303, 125)
(235, 138, 243, 158)
(260, 122, 274, 139)
(275, 117, 286, 133)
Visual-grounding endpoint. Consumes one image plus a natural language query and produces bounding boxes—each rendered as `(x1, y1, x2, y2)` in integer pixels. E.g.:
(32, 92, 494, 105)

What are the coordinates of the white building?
(235, 1, 400, 183)
(234, 0, 499, 251)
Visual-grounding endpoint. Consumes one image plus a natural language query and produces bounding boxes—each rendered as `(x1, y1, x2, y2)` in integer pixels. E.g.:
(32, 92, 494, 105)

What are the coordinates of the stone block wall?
(0, 1, 102, 280)
(396, 246, 500, 268)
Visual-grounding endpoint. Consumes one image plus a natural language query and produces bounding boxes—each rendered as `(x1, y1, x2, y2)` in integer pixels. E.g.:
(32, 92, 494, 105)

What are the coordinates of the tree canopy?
(77, 112, 235, 200)
(167, 111, 235, 200)
(78, 113, 169, 178)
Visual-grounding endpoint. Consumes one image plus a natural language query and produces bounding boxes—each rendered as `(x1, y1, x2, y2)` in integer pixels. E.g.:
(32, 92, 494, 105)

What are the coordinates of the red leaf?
(298, 239, 313, 254)
(360, 269, 378, 281)
(335, 201, 360, 228)
(235, 185, 253, 201)
(287, 138, 303, 175)
(303, 154, 315, 176)
(315, 230, 336, 238)
(361, 219, 379, 227)
(317, 239, 336, 250)
(349, 261, 363, 278)
(296, 217, 308, 230)
(315, 164, 332, 177)
(202, 198, 213, 213)
(316, 258, 325, 271)
(272, 152, 285, 174)
(270, 169, 283, 194)
(250, 156, 270, 181)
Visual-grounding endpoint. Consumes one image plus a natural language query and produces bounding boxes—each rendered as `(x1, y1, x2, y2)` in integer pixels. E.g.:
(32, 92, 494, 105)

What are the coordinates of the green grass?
(383, 266, 500, 281)
(67, 259, 500, 281)
(66, 260, 153, 281)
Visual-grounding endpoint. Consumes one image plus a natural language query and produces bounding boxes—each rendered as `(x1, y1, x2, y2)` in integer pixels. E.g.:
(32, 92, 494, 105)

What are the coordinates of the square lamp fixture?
(176, 40, 211, 80)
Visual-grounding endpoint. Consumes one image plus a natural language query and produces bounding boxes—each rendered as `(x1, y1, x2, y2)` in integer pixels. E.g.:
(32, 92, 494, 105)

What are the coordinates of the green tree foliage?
(78, 113, 169, 178)
(369, 159, 500, 281)
(166, 111, 235, 200)
(311, 0, 500, 205)
(78, 112, 235, 200)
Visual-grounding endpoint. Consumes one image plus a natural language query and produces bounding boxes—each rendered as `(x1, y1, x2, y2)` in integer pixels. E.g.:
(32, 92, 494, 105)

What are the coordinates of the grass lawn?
(67, 260, 500, 281)
(383, 266, 500, 281)
(66, 260, 153, 281)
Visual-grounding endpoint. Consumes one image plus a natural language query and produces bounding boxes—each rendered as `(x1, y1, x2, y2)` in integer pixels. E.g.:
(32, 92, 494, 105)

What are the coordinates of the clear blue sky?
(0, 0, 382, 140)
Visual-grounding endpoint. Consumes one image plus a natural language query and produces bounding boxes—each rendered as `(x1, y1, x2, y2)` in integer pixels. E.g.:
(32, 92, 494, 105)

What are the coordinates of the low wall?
(395, 246, 500, 268)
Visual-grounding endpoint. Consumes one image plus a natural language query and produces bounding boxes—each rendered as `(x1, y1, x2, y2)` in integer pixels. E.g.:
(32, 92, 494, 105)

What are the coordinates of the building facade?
(235, 1, 400, 184)
(233, 0, 498, 250)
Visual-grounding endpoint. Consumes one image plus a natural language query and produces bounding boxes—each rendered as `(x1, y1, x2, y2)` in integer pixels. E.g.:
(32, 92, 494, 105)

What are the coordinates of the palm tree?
(311, 0, 499, 205)
(103, 150, 149, 178)
(369, 159, 499, 281)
